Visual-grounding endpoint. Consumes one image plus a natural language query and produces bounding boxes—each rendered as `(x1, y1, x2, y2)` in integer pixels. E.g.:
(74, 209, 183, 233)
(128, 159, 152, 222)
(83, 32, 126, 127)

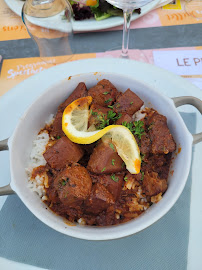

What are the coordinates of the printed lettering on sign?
(153, 50, 202, 76)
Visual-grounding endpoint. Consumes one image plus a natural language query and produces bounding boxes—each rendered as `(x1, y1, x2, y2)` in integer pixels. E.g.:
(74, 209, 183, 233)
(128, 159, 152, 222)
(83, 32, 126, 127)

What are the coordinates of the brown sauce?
(33, 79, 176, 226)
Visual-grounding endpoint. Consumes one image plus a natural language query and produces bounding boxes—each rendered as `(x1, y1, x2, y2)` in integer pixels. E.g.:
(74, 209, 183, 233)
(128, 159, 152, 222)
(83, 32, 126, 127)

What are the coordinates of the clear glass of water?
(105, 0, 154, 57)
(22, 0, 74, 65)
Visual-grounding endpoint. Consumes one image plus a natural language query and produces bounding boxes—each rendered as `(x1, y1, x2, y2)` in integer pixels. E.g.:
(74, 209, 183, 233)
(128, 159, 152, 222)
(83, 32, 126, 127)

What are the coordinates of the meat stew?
(30, 79, 176, 226)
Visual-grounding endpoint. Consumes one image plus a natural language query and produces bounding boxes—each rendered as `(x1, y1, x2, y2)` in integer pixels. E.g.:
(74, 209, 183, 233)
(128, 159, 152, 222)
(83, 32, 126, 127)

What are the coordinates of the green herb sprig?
(122, 120, 145, 139)
(111, 174, 119, 182)
(96, 111, 122, 130)
(105, 98, 113, 104)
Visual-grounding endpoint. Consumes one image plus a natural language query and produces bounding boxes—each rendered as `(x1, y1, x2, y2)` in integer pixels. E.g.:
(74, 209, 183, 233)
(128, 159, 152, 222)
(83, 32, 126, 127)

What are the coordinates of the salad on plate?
(67, 0, 141, 21)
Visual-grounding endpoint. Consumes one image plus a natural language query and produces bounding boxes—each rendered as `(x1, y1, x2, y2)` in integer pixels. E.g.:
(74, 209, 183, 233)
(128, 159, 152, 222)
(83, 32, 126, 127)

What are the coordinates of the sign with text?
(153, 50, 202, 76)
(0, 53, 96, 96)
(0, 0, 30, 41)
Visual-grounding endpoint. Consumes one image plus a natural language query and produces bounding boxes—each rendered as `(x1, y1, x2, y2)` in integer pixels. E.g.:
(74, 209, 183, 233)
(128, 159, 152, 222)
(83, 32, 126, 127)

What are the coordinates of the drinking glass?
(105, 0, 155, 57)
(22, 0, 74, 65)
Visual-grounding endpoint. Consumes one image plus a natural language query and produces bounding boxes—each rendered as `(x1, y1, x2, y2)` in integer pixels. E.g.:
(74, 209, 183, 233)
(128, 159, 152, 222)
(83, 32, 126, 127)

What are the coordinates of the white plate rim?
(0, 58, 202, 269)
(4, 0, 161, 31)
(1, 58, 201, 108)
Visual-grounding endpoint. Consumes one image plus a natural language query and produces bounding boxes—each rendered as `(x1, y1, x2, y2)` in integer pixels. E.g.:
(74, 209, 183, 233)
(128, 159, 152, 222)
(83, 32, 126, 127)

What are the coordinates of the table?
(0, 1, 202, 269)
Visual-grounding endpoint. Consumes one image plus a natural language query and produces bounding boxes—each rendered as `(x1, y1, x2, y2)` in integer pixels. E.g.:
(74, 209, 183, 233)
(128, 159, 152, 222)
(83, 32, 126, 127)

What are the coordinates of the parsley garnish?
(103, 92, 109, 95)
(56, 136, 61, 139)
(122, 121, 134, 133)
(124, 176, 128, 182)
(108, 105, 114, 109)
(121, 162, 125, 168)
(105, 98, 113, 104)
(111, 174, 119, 182)
(130, 102, 133, 105)
(109, 143, 115, 151)
(140, 153, 145, 161)
(91, 110, 98, 116)
(101, 167, 106, 172)
(107, 111, 122, 122)
(96, 111, 122, 130)
(96, 114, 107, 130)
(141, 172, 144, 181)
(122, 120, 145, 139)
(61, 177, 69, 186)
(134, 121, 145, 139)
(111, 159, 115, 165)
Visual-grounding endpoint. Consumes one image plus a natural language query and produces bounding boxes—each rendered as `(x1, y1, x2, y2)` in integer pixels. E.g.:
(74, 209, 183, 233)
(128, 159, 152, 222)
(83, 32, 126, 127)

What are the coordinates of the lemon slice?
(62, 97, 141, 174)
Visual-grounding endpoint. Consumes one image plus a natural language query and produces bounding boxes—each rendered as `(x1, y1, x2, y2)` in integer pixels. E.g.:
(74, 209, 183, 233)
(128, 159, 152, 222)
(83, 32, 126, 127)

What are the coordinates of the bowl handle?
(172, 96, 202, 145)
(0, 138, 15, 196)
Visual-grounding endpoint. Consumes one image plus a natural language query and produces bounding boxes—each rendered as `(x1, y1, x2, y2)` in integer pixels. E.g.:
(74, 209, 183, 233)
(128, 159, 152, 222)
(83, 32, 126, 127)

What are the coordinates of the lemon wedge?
(62, 96, 141, 174)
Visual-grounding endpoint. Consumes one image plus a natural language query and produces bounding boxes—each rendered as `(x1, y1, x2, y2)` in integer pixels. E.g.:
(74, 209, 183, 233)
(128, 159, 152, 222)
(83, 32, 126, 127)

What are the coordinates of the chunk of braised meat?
(88, 104, 110, 128)
(141, 153, 172, 180)
(148, 112, 176, 154)
(142, 171, 167, 196)
(45, 165, 59, 203)
(50, 111, 65, 138)
(43, 137, 84, 170)
(140, 133, 151, 156)
(58, 82, 88, 112)
(95, 205, 116, 226)
(54, 164, 92, 208)
(114, 89, 144, 115)
(85, 183, 115, 214)
(87, 141, 124, 174)
(153, 153, 172, 180)
(125, 171, 142, 183)
(90, 173, 124, 200)
(116, 113, 132, 125)
(79, 142, 98, 167)
(50, 82, 87, 138)
(88, 79, 118, 107)
(81, 142, 98, 156)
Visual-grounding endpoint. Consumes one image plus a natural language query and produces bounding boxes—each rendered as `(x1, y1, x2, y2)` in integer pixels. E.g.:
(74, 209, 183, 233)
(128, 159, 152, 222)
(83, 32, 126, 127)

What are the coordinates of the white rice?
(27, 131, 49, 171)
(45, 114, 54, 125)
(26, 131, 50, 199)
(77, 218, 86, 225)
(133, 105, 146, 121)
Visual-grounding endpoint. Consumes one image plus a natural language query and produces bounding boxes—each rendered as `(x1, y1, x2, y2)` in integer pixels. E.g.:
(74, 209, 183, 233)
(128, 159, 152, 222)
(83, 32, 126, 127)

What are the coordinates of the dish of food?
(4, 0, 160, 31)
(26, 79, 176, 226)
(0, 58, 201, 240)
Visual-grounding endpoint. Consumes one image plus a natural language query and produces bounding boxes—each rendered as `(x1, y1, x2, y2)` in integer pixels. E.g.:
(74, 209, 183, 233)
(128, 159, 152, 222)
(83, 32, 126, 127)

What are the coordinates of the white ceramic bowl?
(0, 72, 202, 241)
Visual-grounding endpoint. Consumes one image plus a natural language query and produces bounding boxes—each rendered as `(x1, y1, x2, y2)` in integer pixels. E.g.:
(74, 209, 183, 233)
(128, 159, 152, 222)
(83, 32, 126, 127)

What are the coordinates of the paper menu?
(153, 50, 202, 76)
(0, 47, 201, 97)
(0, 0, 30, 41)
(0, 53, 96, 96)
(153, 49, 202, 89)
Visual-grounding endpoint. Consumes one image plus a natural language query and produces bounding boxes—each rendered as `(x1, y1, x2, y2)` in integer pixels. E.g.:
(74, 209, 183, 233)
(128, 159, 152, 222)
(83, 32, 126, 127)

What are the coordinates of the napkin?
(0, 112, 196, 270)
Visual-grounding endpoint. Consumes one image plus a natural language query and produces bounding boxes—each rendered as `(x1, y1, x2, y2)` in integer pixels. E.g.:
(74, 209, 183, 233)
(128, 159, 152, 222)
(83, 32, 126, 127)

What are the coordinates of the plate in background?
(4, 0, 161, 31)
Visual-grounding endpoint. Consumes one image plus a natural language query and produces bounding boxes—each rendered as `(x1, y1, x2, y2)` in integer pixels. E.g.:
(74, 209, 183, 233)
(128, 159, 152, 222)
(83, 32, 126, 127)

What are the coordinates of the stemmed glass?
(105, 0, 155, 57)
(22, 0, 74, 65)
